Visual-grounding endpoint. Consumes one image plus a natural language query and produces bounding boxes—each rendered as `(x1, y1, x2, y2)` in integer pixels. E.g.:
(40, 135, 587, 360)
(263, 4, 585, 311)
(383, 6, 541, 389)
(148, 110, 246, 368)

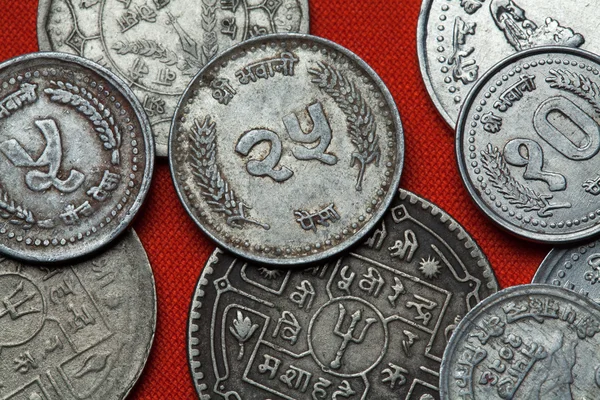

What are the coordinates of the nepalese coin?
(187, 189, 498, 399)
(0, 53, 153, 262)
(170, 34, 404, 265)
(417, 0, 599, 127)
(0, 229, 156, 400)
(440, 285, 600, 399)
(533, 238, 600, 304)
(37, 0, 310, 157)
(457, 47, 600, 243)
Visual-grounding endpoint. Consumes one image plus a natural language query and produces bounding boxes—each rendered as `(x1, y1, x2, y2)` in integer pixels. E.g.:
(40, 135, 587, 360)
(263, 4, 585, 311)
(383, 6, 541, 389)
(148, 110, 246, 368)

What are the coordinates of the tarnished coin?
(0, 229, 156, 400)
(533, 238, 600, 304)
(417, 0, 599, 126)
(187, 189, 498, 399)
(440, 284, 600, 399)
(37, 0, 310, 156)
(170, 34, 404, 266)
(457, 47, 600, 243)
(0, 53, 153, 262)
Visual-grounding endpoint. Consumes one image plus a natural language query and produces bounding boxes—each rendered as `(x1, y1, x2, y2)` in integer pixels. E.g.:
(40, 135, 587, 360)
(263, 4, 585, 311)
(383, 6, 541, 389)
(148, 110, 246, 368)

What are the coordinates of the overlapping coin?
(38, 0, 310, 156)
(0, 53, 153, 262)
(170, 34, 404, 265)
(0, 229, 156, 400)
(456, 47, 600, 243)
(187, 189, 497, 399)
(418, 0, 599, 126)
(440, 284, 600, 399)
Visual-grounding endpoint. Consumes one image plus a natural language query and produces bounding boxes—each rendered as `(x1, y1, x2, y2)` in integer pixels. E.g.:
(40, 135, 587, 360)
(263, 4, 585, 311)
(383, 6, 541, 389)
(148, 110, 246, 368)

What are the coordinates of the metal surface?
(37, 0, 310, 157)
(456, 47, 600, 243)
(170, 34, 404, 266)
(533, 238, 600, 304)
(417, 0, 599, 127)
(187, 189, 498, 399)
(0, 52, 153, 262)
(0, 229, 156, 400)
(440, 284, 600, 399)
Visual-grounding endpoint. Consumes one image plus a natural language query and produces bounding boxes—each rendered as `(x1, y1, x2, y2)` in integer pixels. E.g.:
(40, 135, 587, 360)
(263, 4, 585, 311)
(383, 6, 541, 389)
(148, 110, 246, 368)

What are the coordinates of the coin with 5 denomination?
(457, 47, 600, 243)
(170, 34, 404, 265)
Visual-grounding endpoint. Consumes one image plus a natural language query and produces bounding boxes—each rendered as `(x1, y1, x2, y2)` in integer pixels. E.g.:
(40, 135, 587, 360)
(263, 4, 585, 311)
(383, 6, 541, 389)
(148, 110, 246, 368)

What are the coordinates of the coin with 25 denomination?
(38, 0, 310, 156)
(457, 47, 600, 243)
(170, 34, 404, 265)
(0, 53, 153, 262)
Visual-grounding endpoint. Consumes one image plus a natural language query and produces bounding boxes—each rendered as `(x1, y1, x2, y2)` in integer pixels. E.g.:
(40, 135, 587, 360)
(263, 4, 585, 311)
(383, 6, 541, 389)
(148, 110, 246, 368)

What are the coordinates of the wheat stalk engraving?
(546, 69, 600, 115)
(112, 39, 179, 66)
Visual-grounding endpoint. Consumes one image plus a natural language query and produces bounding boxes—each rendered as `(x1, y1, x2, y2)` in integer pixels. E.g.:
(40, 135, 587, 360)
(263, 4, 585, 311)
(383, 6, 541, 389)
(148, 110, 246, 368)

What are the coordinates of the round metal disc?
(37, 0, 310, 157)
(187, 189, 498, 399)
(533, 238, 600, 304)
(0, 229, 156, 400)
(440, 284, 600, 399)
(417, 0, 600, 127)
(0, 52, 153, 262)
(170, 34, 404, 266)
(456, 47, 600, 243)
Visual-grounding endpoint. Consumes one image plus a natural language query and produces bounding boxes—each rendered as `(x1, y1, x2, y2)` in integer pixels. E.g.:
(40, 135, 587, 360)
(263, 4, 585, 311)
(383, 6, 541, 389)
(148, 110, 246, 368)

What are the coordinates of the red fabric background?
(0, 1, 549, 398)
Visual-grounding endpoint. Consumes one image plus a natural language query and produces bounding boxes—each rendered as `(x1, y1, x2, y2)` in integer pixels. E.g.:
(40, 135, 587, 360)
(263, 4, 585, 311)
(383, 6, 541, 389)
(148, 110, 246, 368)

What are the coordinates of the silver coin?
(0, 52, 153, 262)
(417, 0, 599, 127)
(37, 0, 310, 157)
(440, 284, 600, 399)
(533, 238, 600, 304)
(0, 229, 156, 400)
(170, 34, 404, 266)
(187, 189, 498, 399)
(457, 47, 600, 243)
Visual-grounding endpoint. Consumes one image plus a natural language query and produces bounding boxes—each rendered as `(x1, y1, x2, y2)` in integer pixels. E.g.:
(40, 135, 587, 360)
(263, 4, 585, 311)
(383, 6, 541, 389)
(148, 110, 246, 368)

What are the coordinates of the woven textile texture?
(0, 0, 549, 398)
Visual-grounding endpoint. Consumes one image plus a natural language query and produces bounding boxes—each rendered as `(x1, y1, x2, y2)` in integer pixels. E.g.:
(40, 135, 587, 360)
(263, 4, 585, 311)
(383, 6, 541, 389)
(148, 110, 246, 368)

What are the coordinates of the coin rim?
(456, 46, 600, 244)
(439, 283, 600, 399)
(169, 33, 405, 266)
(0, 52, 155, 263)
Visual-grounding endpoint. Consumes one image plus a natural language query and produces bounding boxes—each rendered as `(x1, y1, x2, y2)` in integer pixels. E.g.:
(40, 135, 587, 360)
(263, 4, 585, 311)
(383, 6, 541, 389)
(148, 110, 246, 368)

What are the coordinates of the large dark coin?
(187, 189, 498, 399)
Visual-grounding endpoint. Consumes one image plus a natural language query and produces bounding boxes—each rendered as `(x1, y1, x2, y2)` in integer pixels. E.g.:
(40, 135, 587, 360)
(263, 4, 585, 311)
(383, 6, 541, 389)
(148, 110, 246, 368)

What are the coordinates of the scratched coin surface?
(440, 284, 600, 399)
(456, 47, 600, 243)
(417, 0, 599, 127)
(533, 238, 600, 304)
(187, 189, 498, 399)
(170, 34, 404, 265)
(0, 53, 153, 262)
(0, 229, 156, 400)
(37, 0, 310, 157)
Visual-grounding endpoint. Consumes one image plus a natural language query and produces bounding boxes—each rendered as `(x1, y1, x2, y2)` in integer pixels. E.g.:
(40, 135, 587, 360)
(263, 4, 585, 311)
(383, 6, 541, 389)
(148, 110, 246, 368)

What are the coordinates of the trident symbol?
(330, 303, 376, 370)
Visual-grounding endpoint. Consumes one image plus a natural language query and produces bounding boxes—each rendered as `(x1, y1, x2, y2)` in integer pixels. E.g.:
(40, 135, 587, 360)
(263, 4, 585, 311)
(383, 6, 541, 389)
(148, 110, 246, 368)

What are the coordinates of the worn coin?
(0, 53, 153, 262)
(170, 34, 404, 266)
(37, 0, 310, 157)
(187, 189, 498, 399)
(457, 47, 600, 243)
(417, 0, 599, 127)
(440, 284, 600, 399)
(533, 238, 600, 304)
(0, 229, 156, 400)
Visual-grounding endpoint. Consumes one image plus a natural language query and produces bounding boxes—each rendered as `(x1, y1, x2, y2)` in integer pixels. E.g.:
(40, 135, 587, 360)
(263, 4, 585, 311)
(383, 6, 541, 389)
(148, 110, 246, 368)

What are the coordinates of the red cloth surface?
(0, 0, 549, 398)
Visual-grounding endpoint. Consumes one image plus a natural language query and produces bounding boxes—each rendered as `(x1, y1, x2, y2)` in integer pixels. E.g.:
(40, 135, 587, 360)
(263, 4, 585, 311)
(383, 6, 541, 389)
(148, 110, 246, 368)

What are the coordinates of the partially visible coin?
(187, 189, 497, 399)
(418, 0, 599, 127)
(533, 238, 600, 304)
(440, 284, 600, 399)
(170, 34, 404, 266)
(0, 229, 156, 400)
(37, 0, 310, 156)
(0, 53, 153, 262)
(456, 47, 600, 243)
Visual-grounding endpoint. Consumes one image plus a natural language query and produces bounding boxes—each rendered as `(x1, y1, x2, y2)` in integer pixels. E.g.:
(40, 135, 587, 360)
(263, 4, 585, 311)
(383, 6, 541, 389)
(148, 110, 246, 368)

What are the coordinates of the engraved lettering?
(289, 281, 315, 311)
(236, 51, 299, 84)
(311, 377, 331, 400)
(388, 277, 406, 307)
(406, 294, 437, 326)
(332, 380, 356, 399)
(337, 266, 356, 295)
(365, 220, 387, 250)
(211, 77, 237, 105)
(279, 365, 312, 392)
(0, 83, 38, 119)
(14, 351, 38, 374)
(236, 129, 293, 182)
(68, 303, 96, 331)
(359, 267, 385, 297)
(272, 311, 301, 345)
(388, 229, 419, 262)
(154, 67, 177, 86)
(60, 201, 94, 225)
(258, 354, 281, 379)
(493, 75, 536, 112)
(481, 111, 503, 133)
(143, 95, 166, 117)
(129, 57, 149, 81)
(221, 17, 238, 38)
(294, 204, 341, 233)
(0, 280, 41, 321)
(401, 330, 419, 356)
(87, 170, 121, 201)
(381, 363, 408, 389)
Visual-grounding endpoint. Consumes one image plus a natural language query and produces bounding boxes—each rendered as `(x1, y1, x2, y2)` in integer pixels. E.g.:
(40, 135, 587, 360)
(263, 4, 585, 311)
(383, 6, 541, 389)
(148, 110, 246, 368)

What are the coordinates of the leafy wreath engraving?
(547, 69, 600, 115)
(188, 117, 270, 230)
(112, 40, 178, 66)
(480, 144, 571, 218)
(44, 81, 122, 165)
(308, 61, 381, 191)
